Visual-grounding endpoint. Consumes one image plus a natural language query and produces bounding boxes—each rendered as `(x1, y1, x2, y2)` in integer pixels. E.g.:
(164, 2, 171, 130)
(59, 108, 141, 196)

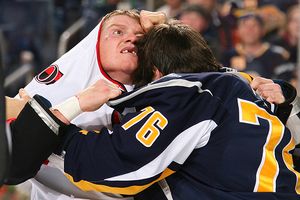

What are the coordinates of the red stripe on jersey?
(6, 118, 16, 124)
(112, 110, 121, 126)
(43, 160, 49, 165)
(96, 20, 126, 92)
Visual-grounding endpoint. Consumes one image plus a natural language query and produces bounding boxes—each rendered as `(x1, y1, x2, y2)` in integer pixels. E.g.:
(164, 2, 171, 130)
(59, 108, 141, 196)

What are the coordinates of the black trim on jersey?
(168, 161, 181, 172)
(134, 183, 169, 200)
(108, 76, 212, 107)
(274, 80, 297, 124)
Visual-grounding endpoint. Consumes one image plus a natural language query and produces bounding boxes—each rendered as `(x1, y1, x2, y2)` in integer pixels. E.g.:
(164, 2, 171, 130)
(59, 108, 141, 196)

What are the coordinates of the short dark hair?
(180, 4, 211, 23)
(238, 13, 264, 28)
(133, 21, 221, 87)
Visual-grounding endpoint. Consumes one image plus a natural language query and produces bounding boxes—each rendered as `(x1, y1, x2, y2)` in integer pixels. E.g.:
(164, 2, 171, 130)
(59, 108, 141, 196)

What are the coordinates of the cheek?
(238, 28, 246, 37)
(288, 22, 299, 33)
(100, 45, 115, 69)
(253, 28, 262, 38)
(100, 38, 118, 65)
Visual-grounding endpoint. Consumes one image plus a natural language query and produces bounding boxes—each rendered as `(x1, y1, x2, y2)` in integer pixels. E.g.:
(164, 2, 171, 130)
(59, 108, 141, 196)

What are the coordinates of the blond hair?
(102, 9, 140, 26)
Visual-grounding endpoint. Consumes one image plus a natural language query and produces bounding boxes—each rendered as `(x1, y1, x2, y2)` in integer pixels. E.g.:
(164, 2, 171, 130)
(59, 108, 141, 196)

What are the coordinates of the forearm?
(5, 96, 27, 119)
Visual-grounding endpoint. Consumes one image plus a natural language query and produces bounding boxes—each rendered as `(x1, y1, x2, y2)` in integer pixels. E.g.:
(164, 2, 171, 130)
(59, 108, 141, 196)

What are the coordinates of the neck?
(109, 71, 132, 85)
(242, 42, 263, 54)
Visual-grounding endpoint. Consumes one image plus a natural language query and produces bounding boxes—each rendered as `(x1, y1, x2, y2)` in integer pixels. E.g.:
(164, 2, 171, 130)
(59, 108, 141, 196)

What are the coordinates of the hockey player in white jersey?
(5, 9, 166, 200)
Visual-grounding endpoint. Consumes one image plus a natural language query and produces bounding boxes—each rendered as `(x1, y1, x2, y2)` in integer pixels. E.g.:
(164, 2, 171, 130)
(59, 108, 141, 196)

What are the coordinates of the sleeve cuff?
(52, 96, 83, 122)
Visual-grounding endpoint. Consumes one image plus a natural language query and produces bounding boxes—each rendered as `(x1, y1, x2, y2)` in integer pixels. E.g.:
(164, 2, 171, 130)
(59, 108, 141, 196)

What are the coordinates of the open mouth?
(121, 46, 137, 56)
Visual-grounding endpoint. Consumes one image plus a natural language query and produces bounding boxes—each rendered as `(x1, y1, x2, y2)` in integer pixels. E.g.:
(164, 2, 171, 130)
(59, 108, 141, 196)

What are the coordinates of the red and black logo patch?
(35, 64, 63, 85)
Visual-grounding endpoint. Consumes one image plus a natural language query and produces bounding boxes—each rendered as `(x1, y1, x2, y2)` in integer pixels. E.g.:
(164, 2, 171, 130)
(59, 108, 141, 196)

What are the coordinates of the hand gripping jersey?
(58, 72, 300, 200)
(20, 18, 133, 200)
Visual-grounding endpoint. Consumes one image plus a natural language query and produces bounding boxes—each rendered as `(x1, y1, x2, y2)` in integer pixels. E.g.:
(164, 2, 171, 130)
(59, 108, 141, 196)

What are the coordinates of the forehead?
(103, 15, 142, 31)
(289, 8, 300, 19)
(238, 17, 261, 26)
(182, 11, 205, 19)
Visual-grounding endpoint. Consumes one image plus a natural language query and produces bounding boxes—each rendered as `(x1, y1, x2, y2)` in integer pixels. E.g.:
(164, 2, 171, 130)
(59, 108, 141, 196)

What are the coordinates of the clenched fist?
(76, 79, 122, 112)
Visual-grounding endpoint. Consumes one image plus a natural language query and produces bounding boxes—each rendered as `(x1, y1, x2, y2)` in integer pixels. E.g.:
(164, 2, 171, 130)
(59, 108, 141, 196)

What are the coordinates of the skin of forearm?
(6, 96, 27, 119)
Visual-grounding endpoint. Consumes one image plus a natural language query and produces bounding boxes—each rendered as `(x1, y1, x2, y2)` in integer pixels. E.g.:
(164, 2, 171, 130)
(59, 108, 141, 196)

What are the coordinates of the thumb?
(108, 88, 122, 99)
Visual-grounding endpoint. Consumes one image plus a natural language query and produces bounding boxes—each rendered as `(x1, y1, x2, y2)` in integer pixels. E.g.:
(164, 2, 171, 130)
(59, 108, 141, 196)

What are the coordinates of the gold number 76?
(122, 106, 168, 147)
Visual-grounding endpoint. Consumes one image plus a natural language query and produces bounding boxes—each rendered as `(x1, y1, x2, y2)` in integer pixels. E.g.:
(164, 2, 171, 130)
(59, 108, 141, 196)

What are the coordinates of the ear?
(153, 67, 163, 80)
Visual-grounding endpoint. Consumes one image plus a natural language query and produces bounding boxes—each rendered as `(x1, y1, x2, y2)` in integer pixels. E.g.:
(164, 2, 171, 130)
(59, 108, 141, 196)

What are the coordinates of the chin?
(124, 66, 137, 73)
(123, 62, 137, 71)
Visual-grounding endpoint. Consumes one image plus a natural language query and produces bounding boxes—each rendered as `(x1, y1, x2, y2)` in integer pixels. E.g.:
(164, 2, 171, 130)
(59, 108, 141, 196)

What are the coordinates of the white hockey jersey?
(22, 18, 133, 200)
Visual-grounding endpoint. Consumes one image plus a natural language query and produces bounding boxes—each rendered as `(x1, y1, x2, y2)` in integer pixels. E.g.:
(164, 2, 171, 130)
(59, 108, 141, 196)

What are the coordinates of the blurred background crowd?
(0, 0, 299, 199)
(1, 0, 299, 97)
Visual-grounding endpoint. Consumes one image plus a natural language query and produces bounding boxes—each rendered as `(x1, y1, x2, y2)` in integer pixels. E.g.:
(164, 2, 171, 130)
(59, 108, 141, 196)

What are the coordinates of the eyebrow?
(107, 24, 127, 29)
(106, 24, 144, 34)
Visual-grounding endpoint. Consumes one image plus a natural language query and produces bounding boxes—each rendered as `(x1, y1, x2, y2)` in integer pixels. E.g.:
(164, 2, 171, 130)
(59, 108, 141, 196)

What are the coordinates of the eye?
(113, 30, 123, 35)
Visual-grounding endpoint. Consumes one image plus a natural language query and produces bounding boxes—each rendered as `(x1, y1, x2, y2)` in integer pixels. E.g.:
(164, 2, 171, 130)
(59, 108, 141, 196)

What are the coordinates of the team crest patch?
(35, 64, 63, 85)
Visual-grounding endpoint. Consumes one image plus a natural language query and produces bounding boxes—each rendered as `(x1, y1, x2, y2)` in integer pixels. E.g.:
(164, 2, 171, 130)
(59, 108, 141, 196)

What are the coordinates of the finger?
(108, 88, 122, 99)
(147, 12, 166, 24)
(19, 88, 31, 100)
(256, 84, 281, 94)
(250, 77, 273, 90)
(266, 95, 284, 104)
(140, 15, 153, 32)
(256, 84, 283, 101)
(258, 90, 274, 98)
(104, 81, 123, 91)
(260, 90, 285, 104)
(266, 96, 276, 103)
(140, 10, 166, 23)
(140, 10, 166, 32)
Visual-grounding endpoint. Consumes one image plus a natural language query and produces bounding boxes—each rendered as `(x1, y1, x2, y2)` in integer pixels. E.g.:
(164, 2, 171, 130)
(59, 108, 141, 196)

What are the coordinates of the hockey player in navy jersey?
(7, 22, 300, 200)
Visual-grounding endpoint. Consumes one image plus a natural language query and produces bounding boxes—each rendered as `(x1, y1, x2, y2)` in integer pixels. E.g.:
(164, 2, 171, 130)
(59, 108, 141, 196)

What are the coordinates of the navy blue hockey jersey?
(62, 72, 300, 200)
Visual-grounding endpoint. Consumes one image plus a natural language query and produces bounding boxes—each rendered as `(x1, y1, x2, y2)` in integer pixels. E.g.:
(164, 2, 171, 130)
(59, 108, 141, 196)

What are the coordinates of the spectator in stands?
(186, 0, 220, 28)
(221, 13, 290, 80)
(272, 4, 299, 64)
(186, 0, 237, 57)
(270, 4, 299, 88)
(179, 4, 221, 59)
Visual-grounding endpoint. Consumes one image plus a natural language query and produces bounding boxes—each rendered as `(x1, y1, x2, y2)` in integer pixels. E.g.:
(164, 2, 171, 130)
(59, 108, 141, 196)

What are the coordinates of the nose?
(125, 32, 138, 43)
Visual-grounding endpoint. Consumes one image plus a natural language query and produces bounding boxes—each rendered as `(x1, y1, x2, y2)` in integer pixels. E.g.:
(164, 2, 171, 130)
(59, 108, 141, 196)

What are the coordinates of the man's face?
(238, 18, 263, 45)
(100, 15, 144, 84)
(287, 9, 300, 39)
(187, 0, 215, 11)
(166, 0, 182, 8)
(180, 12, 207, 33)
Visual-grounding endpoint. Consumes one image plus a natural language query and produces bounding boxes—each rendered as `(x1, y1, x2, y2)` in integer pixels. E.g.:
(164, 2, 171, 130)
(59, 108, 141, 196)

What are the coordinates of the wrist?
(274, 80, 297, 106)
(52, 96, 83, 123)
